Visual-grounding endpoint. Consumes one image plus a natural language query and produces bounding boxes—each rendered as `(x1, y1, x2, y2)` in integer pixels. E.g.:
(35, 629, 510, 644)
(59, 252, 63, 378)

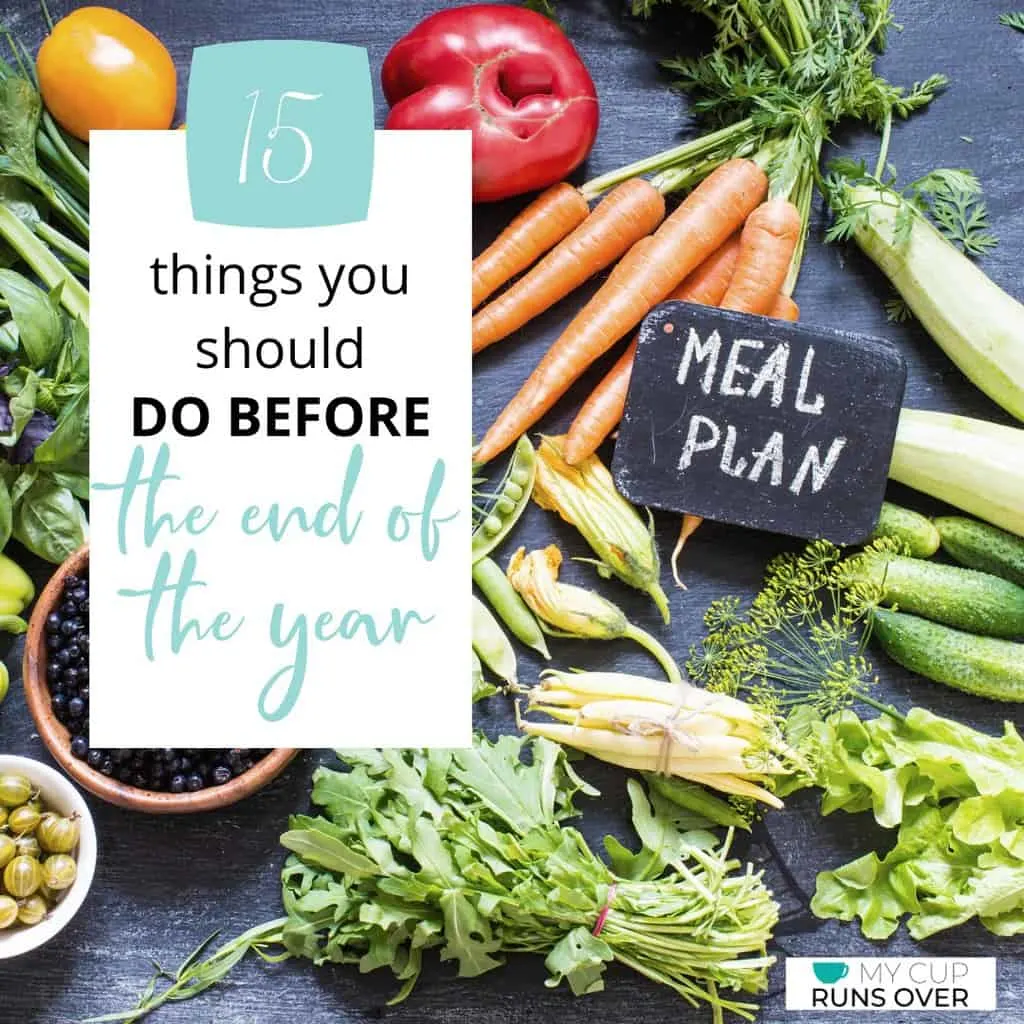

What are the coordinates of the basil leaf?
(48, 468, 89, 501)
(34, 384, 88, 464)
(54, 316, 88, 385)
(12, 473, 87, 563)
(0, 368, 38, 446)
(0, 76, 43, 183)
(0, 271, 63, 368)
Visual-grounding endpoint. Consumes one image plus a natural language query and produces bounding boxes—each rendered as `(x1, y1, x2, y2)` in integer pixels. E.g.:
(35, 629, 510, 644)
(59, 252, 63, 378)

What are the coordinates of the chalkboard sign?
(612, 302, 907, 544)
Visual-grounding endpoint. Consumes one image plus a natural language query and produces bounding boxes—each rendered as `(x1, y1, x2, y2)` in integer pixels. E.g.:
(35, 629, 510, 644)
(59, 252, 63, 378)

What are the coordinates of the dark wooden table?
(1, 1, 1022, 1021)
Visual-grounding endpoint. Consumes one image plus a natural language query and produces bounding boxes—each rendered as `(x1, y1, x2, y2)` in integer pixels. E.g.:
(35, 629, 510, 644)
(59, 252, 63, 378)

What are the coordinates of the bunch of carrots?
(472, 158, 802, 582)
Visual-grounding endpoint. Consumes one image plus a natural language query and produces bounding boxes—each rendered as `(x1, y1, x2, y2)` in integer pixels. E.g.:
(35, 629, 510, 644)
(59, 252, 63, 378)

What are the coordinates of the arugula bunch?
(102, 736, 780, 1024)
(279, 738, 777, 1018)
(791, 706, 1024, 940)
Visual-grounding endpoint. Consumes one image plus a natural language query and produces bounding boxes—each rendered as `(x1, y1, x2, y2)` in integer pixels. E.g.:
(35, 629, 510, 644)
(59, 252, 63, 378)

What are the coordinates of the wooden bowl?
(23, 545, 298, 813)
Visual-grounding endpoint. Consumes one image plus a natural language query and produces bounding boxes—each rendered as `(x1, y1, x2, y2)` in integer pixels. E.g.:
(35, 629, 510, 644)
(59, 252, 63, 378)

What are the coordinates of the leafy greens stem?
(41, 109, 90, 194)
(737, 0, 792, 68)
(779, 0, 812, 51)
(34, 219, 89, 272)
(0, 205, 89, 323)
(580, 118, 757, 199)
(873, 108, 893, 181)
(855, 691, 906, 722)
(48, 186, 89, 241)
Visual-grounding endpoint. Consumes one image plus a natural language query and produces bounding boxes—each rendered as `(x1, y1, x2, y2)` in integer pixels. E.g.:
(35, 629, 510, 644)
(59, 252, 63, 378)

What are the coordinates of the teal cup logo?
(813, 961, 849, 984)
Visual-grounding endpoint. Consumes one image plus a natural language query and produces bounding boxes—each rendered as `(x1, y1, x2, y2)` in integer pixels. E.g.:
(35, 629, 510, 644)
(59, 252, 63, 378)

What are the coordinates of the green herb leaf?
(279, 826, 380, 879)
(32, 383, 88, 463)
(1000, 12, 1024, 32)
(10, 472, 87, 563)
(0, 269, 62, 367)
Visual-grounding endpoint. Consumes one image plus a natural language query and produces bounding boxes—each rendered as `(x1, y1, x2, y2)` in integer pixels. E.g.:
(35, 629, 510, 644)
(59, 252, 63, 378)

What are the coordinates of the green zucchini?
(872, 608, 1024, 702)
(849, 552, 1024, 638)
(936, 516, 1024, 588)
(869, 502, 940, 557)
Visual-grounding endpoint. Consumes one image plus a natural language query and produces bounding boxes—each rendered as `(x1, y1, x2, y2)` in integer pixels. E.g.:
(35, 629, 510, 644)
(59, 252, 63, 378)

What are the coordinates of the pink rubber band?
(592, 883, 617, 937)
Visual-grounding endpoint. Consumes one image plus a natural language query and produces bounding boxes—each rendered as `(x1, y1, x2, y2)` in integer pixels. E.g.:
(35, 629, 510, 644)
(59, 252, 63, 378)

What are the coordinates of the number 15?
(239, 89, 322, 185)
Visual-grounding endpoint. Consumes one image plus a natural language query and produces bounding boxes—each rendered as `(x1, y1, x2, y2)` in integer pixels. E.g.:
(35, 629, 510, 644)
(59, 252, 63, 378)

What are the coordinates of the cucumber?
(872, 608, 1024, 702)
(849, 553, 1024, 639)
(869, 502, 941, 557)
(936, 516, 1024, 588)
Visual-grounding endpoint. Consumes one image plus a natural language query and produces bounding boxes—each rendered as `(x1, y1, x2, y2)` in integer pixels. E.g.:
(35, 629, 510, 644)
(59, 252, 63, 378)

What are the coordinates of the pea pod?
(472, 435, 536, 564)
(872, 608, 1024, 702)
(472, 557, 550, 659)
(936, 516, 1024, 588)
(868, 502, 940, 558)
(471, 595, 516, 685)
(471, 651, 498, 703)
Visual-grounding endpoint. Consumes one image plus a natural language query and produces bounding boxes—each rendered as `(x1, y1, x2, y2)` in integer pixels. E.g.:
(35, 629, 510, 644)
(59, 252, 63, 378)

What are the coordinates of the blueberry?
(68, 696, 85, 718)
(211, 765, 232, 786)
(71, 586, 87, 603)
(63, 666, 79, 685)
(100, 759, 114, 777)
(70, 735, 88, 759)
(59, 618, 78, 637)
(117, 766, 133, 783)
(78, 664, 89, 682)
(46, 663, 62, 684)
(54, 647, 73, 667)
(51, 693, 67, 713)
(65, 575, 81, 589)
(169, 774, 186, 794)
(79, 635, 89, 654)
(46, 634, 62, 652)
(60, 599, 78, 617)
(45, 612, 61, 635)
(87, 749, 103, 769)
(186, 772, 204, 792)
(64, 643, 81, 662)
(79, 685, 90, 702)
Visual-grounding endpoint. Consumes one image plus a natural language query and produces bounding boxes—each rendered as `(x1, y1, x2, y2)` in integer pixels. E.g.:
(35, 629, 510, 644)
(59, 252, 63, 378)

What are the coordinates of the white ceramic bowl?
(0, 755, 97, 958)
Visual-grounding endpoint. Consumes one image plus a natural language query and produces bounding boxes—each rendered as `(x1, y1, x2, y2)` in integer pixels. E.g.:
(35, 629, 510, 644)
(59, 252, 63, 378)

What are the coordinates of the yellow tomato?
(37, 6, 177, 141)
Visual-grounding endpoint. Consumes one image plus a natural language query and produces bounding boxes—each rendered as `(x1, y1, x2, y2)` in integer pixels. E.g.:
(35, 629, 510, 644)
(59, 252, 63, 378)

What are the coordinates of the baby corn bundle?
(520, 671, 793, 808)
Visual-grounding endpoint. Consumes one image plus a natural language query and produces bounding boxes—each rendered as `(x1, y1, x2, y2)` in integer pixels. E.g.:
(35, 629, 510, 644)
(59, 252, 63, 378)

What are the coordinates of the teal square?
(186, 40, 374, 228)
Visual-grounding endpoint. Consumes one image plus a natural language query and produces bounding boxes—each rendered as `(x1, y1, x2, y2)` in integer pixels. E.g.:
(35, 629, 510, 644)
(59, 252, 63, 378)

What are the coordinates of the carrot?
(669, 200, 802, 587)
(472, 178, 665, 354)
(472, 183, 590, 310)
(769, 293, 799, 321)
(474, 159, 768, 463)
(563, 232, 742, 464)
(720, 197, 802, 315)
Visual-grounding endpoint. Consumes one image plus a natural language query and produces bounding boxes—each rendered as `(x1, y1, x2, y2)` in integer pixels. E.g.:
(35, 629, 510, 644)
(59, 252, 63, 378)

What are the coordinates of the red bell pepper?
(382, 4, 599, 203)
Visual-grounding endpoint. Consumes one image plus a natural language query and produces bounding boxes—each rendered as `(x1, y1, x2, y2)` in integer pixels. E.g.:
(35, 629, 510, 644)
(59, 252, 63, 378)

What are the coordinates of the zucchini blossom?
(533, 435, 670, 623)
(507, 545, 680, 682)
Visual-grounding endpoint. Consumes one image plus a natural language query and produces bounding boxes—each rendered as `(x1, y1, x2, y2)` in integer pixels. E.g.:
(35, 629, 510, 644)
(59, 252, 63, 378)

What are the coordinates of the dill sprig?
(688, 539, 903, 722)
(825, 156, 997, 258)
(1000, 12, 1024, 33)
